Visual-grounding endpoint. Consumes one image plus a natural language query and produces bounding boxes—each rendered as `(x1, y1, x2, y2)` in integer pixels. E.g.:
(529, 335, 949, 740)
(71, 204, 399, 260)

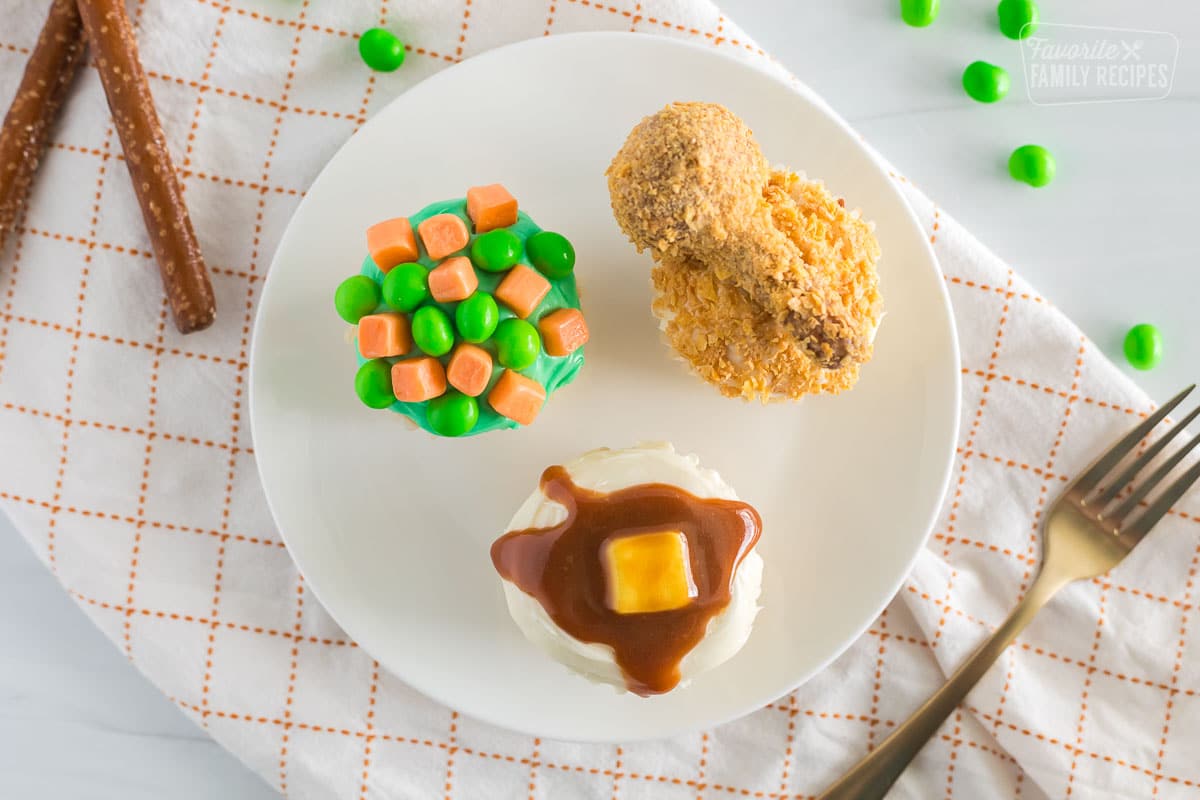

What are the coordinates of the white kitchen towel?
(1, 1, 1198, 798)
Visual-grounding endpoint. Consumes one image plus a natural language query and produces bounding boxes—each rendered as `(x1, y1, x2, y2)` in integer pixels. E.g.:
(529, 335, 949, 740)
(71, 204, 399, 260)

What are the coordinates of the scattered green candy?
(427, 391, 479, 437)
(997, 0, 1038, 39)
(455, 292, 499, 343)
(334, 275, 381, 323)
(1008, 144, 1055, 187)
(411, 306, 455, 357)
(471, 229, 522, 272)
(493, 318, 540, 370)
(900, 0, 939, 27)
(526, 231, 576, 279)
(355, 359, 395, 409)
(1124, 324, 1163, 371)
(358, 28, 406, 72)
(381, 263, 429, 312)
(962, 61, 1010, 103)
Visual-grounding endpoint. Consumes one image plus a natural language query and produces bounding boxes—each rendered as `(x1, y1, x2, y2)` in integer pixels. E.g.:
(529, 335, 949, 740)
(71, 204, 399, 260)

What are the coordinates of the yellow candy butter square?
(602, 529, 698, 614)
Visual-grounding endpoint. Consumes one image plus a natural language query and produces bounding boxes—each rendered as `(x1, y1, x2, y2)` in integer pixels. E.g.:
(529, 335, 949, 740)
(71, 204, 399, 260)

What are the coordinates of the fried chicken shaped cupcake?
(607, 102, 883, 400)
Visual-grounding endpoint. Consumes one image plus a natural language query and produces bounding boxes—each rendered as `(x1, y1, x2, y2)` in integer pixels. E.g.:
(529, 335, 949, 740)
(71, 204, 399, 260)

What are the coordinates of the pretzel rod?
(0, 0, 86, 253)
(76, 0, 216, 333)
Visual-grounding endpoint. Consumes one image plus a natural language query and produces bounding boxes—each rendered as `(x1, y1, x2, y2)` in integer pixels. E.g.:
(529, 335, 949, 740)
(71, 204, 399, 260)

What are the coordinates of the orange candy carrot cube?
(495, 264, 551, 319)
(537, 308, 589, 356)
(357, 312, 412, 359)
(391, 356, 447, 403)
(466, 184, 518, 233)
(427, 256, 479, 303)
(488, 369, 546, 426)
(366, 217, 418, 273)
(417, 214, 470, 260)
(446, 343, 494, 397)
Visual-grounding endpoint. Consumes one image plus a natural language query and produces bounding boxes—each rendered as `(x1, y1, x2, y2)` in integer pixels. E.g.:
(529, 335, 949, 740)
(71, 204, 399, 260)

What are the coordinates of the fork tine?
(1107, 432, 1200, 522)
(1119, 458, 1200, 542)
(1073, 384, 1195, 498)
(1093, 405, 1200, 506)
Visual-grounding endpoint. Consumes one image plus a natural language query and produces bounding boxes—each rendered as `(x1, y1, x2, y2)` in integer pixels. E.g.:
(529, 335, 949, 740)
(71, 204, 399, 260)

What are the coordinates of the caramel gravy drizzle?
(491, 466, 762, 695)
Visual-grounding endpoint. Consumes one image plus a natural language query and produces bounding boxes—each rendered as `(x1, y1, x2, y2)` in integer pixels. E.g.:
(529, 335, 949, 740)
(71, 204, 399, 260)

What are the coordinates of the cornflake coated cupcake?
(490, 443, 763, 696)
(334, 184, 590, 437)
(607, 102, 882, 401)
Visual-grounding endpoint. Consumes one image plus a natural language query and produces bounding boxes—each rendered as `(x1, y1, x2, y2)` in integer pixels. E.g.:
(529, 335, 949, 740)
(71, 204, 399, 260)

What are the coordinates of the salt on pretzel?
(78, 0, 216, 333)
(0, 0, 86, 253)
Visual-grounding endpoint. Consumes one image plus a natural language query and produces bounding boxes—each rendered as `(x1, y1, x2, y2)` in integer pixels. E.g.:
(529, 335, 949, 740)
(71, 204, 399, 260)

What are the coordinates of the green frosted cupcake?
(334, 185, 588, 437)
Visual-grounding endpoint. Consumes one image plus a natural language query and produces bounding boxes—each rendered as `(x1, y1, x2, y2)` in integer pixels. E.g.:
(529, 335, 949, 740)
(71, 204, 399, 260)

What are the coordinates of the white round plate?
(251, 32, 960, 742)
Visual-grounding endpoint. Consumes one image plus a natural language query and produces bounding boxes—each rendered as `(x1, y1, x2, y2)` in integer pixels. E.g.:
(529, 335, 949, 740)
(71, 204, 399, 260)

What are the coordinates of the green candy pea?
(493, 318, 541, 370)
(471, 229, 523, 273)
(900, 0, 939, 27)
(382, 263, 429, 312)
(354, 359, 395, 409)
(334, 275, 381, 323)
(527, 231, 576, 279)
(358, 28, 406, 72)
(427, 391, 479, 437)
(962, 61, 1010, 103)
(411, 306, 455, 357)
(1124, 324, 1163, 371)
(1008, 144, 1055, 187)
(997, 0, 1039, 39)
(455, 292, 499, 343)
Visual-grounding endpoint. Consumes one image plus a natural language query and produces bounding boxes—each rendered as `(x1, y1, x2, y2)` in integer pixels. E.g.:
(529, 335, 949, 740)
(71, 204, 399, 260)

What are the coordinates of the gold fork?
(819, 384, 1200, 800)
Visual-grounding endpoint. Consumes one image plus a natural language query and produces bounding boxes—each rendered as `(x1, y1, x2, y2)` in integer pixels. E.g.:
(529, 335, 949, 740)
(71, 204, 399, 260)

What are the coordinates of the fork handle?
(817, 570, 1069, 800)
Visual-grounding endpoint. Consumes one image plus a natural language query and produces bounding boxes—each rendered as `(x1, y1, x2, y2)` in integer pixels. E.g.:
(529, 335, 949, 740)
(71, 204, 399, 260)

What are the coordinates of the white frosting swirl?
(498, 442, 763, 693)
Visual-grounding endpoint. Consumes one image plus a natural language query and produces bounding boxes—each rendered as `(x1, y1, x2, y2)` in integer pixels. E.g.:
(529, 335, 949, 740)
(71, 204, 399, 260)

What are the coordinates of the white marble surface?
(2, 1, 1197, 797)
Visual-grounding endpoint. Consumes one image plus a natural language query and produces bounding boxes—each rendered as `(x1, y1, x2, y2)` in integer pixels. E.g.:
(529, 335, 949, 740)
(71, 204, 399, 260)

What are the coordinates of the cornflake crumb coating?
(651, 170, 882, 401)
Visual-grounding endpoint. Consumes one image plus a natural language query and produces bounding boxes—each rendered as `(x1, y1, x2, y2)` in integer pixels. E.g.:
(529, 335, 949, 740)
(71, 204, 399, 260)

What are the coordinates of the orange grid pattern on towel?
(1, 1, 1199, 798)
